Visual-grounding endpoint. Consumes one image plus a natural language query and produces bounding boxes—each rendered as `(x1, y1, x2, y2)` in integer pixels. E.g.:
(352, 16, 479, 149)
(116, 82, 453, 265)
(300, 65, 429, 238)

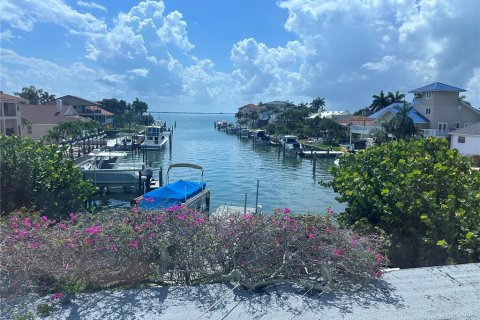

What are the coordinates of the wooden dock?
(213, 205, 256, 216)
(298, 150, 343, 158)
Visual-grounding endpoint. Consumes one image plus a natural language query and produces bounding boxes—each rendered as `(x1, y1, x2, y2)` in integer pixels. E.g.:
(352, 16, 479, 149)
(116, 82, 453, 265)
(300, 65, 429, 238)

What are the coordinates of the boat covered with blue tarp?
(139, 179, 207, 209)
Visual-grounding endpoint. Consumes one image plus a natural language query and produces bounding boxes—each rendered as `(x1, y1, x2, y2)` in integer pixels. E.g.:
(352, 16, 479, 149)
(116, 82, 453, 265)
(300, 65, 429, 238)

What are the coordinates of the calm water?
(109, 113, 345, 214)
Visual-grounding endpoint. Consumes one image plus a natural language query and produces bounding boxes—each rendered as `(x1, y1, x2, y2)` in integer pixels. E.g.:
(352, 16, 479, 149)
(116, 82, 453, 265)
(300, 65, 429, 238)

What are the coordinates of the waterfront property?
(280, 135, 302, 152)
(20, 100, 91, 140)
(0, 91, 27, 136)
(349, 82, 480, 138)
(449, 122, 480, 156)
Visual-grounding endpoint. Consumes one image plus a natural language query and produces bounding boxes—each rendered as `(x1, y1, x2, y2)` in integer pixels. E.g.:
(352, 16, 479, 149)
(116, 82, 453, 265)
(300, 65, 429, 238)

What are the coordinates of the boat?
(280, 135, 302, 152)
(141, 121, 169, 150)
(252, 129, 270, 144)
(138, 163, 210, 212)
(77, 149, 147, 187)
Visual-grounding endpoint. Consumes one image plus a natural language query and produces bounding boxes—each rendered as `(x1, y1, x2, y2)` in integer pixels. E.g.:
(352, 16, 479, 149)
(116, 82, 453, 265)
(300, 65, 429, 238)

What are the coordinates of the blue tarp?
(139, 179, 206, 209)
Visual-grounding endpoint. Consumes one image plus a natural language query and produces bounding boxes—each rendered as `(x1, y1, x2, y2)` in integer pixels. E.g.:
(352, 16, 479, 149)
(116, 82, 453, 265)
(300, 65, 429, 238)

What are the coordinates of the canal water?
(103, 113, 345, 215)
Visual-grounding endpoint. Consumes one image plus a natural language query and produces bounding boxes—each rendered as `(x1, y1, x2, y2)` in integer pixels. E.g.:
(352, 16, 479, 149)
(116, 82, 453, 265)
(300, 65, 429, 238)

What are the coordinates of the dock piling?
(255, 179, 259, 215)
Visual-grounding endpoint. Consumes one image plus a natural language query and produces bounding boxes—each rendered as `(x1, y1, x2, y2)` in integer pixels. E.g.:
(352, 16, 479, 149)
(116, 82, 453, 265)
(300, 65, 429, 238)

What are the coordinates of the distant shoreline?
(149, 111, 235, 115)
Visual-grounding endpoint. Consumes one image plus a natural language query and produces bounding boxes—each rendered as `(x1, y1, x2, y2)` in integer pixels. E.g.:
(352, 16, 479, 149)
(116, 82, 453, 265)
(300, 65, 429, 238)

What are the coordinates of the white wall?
(451, 134, 480, 156)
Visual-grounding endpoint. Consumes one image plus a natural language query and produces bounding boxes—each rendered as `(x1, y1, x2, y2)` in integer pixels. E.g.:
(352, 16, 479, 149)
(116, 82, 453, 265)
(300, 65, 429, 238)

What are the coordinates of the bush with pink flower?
(0, 206, 387, 298)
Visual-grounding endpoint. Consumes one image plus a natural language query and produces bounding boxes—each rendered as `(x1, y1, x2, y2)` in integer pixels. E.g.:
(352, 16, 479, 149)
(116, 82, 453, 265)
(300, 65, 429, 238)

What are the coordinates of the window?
(27, 127, 32, 134)
(464, 123, 472, 128)
(438, 122, 448, 133)
(424, 92, 432, 99)
(456, 122, 460, 129)
(426, 108, 431, 114)
(458, 136, 465, 143)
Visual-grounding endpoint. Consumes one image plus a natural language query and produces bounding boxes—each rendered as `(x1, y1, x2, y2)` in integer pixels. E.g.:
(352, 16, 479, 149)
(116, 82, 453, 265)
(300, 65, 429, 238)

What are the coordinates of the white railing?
(349, 125, 377, 135)
(420, 129, 450, 137)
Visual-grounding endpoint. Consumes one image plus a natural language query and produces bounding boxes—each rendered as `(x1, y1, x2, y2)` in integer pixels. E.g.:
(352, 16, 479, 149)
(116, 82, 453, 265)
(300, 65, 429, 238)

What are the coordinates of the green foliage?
(310, 97, 326, 113)
(330, 137, 480, 267)
(36, 303, 54, 317)
(14, 85, 56, 104)
(0, 136, 95, 218)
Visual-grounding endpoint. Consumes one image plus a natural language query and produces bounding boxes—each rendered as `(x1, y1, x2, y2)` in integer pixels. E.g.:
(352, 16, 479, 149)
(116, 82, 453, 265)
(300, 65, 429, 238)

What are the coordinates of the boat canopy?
(139, 179, 206, 209)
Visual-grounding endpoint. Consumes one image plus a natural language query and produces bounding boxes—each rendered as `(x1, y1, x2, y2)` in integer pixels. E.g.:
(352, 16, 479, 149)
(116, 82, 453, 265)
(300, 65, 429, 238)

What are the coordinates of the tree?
(387, 103, 417, 140)
(330, 138, 480, 267)
(458, 95, 472, 107)
(15, 85, 56, 104)
(310, 97, 326, 113)
(100, 98, 128, 115)
(369, 90, 390, 113)
(387, 90, 405, 103)
(0, 136, 95, 218)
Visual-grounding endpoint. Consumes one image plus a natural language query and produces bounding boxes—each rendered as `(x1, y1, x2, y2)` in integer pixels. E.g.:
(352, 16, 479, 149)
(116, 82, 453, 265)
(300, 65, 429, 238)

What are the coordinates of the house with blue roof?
(352, 82, 480, 139)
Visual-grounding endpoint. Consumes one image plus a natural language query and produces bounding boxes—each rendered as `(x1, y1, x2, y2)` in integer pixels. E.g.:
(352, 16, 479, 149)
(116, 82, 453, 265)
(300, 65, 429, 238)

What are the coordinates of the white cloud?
(127, 68, 149, 77)
(77, 1, 107, 12)
(362, 56, 398, 71)
(0, 0, 106, 35)
(465, 68, 480, 108)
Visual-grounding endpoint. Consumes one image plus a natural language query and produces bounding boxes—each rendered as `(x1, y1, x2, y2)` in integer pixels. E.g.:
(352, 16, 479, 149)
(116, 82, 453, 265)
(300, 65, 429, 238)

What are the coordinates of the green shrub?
(330, 137, 480, 267)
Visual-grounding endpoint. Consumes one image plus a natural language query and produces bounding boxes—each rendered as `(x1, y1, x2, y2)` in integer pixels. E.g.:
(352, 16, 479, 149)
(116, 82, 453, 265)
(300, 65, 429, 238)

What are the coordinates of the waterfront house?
(0, 91, 27, 136)
(45, 95, 114, 125)
(20, 100, 90, 140)
(409, 82, 480, 136)
(449, 122, 480, 156)
(349, 82, 480, 139)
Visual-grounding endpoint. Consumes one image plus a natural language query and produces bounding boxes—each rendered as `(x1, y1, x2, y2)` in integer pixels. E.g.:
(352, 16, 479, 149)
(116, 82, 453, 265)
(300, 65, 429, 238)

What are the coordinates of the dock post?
(255, 179, 259, 215)
(159, 167, 163, 187)
(313, 155, 317, 176)
(138, 170, 142, 195)
(244, 193, 247, 214)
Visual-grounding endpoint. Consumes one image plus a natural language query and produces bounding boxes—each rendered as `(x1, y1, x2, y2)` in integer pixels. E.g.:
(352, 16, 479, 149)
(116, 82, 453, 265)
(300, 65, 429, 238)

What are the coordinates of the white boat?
(141, 121, 169, 150)
(138, 163, 210, 212)
(280, 135, 302, 152)
(77, 149, 146, 186)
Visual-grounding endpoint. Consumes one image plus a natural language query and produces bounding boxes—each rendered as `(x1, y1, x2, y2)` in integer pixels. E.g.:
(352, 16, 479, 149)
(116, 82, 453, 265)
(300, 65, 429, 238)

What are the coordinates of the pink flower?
(58, 222, 68, 230)
(131, 206, 139, 214)
(110, 244, 117, 252)
(177, 214, 187, 221)
(33, 221, 41, 229)
(284, 207, 290, 214)
(84, 238, 94, 246)
(374, 271, 383, 278)
(334, 249, 344, 256)
(149, 233, 156, 239)
(28, 242, 40, 250)
(307, 233, 314, 239)
(351, 236, 358, 246)
(325, 226, 331, 234)
(285, 216, 291, 223)
(133, 225, 141, 232)
(85, 225, 100, 235)
(375, 253, 383, 264)
(129, 239, 139, 250)
(135, 197, 143, 204)
(50, 292, 63, 300)
(21, 218, 32, 229)
(244, 214, 253, 220)
(69, 213, 78, 222)
(40, 216, 49, 222)
(327, 208, 334, 216)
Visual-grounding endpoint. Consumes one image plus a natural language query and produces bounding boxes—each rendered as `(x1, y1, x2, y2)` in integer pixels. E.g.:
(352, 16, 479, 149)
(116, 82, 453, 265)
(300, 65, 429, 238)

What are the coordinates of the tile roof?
(20, 104, 89, 125)
(0, 92, 28, 103)
(449, 122, 480, 136)
(408, 82, 466, 93)
(369, 103, 430, 124)
(335, 115, 375, 126)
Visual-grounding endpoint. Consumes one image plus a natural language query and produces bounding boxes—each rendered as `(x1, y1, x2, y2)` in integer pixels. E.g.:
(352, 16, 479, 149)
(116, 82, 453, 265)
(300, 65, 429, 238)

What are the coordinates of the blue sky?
(1, 0, 479, 113)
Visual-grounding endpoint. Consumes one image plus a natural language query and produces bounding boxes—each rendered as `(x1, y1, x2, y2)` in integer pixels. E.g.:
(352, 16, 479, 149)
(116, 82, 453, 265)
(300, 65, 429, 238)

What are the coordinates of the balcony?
(420, 129, 450, 137)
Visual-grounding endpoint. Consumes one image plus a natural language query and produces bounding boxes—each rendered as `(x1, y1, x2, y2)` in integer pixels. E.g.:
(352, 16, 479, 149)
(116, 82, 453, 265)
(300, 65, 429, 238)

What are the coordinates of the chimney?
(56, 99, 62, 113)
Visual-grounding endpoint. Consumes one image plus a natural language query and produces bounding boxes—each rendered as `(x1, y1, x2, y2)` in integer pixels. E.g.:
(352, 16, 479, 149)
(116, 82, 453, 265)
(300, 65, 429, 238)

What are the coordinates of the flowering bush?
(0, 206, 387, 298)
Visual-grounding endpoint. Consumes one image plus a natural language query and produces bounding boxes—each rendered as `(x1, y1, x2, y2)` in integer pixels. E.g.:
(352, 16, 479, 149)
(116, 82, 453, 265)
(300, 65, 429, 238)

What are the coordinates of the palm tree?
(458, 95, 472, 107)
(310, 97, 326, 113)
(387, 91, 406, 103)
(369, 90, 390, 113)
(389, 103, 417, 140)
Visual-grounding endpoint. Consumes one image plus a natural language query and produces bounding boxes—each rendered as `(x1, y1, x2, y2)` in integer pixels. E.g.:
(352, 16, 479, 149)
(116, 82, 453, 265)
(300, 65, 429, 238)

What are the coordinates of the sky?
(1, 0, 479, 113)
